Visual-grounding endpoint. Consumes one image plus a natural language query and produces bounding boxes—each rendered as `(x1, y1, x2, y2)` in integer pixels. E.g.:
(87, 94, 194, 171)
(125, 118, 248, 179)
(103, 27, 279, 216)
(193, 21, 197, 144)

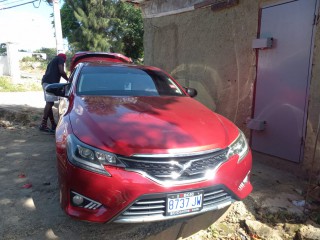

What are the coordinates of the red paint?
(70, 51, 133, 72)
(55, 55, 252, 223)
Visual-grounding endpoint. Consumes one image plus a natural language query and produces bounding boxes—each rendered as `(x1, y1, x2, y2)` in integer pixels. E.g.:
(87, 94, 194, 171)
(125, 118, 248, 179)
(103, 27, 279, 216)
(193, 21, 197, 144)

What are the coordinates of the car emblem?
(171, 161, 193, 179)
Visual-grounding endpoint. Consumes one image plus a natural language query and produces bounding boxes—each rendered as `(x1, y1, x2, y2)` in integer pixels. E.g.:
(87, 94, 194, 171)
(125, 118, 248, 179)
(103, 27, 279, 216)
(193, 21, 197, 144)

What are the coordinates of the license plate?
(166, 190, 203, 216)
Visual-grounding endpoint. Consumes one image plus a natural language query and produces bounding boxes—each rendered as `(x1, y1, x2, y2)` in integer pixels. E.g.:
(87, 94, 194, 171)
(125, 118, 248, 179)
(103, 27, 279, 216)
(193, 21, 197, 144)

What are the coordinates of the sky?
(0, 0, 66, 51)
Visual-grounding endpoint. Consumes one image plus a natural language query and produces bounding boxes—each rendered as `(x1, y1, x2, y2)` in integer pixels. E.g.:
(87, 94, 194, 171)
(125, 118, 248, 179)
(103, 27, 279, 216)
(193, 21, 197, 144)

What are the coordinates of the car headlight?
(227, 130, 249, 163)
(66, 134, 125, 176)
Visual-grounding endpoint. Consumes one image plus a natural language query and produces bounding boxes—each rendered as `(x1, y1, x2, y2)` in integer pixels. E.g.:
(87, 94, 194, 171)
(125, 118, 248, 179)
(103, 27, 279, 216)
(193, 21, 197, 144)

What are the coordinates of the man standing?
(39, 53, 69, 132)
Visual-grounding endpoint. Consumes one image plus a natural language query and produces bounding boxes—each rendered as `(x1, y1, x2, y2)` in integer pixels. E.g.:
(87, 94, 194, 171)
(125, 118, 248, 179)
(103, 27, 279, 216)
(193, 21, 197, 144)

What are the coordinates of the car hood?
(69, 96, 238, 156)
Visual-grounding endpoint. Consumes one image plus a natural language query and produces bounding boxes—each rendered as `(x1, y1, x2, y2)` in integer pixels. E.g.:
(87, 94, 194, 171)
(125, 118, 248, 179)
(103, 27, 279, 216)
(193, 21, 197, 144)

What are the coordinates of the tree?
(60, 0, 144, 60)
(62, 0, 111, 52)
(0, 43, 6, 55)
(112, 2, 144, 60)
(35, 48, 57, 62)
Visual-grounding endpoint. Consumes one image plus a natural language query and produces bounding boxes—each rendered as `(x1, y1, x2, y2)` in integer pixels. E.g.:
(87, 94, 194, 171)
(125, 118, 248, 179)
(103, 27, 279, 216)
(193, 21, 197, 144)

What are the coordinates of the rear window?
(76, 66, 185, 97)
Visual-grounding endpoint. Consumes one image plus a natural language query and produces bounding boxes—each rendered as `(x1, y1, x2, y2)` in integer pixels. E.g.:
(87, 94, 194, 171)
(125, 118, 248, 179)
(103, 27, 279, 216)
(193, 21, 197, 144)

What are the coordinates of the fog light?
(72, 195, 84, 206)
(70, 191, 102, 209)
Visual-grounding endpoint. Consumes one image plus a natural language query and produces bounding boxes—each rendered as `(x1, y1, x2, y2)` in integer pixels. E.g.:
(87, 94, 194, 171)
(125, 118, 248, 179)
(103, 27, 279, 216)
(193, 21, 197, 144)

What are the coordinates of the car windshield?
(76, 66, 185, 97)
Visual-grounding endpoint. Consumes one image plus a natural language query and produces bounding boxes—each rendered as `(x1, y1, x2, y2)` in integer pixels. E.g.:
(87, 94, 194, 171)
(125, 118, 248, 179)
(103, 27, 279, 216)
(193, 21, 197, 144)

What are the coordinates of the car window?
(76, 66, 185, 97)
(65, 64, 81, 96)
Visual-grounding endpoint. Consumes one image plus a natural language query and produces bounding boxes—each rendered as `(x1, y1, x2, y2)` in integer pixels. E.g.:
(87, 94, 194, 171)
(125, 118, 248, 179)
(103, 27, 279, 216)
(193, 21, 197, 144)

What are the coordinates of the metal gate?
(250, 0, 318, 162)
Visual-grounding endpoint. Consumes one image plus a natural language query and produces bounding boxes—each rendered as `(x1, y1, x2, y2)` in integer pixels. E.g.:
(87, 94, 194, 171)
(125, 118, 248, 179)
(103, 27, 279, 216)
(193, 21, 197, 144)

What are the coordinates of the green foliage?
(113, 2, 144, 61)
(21, 56, 37, 62)
(0, 76, 42, 92)
(0, 43, 6, 55)
(35, 48, 57, 63)
(62, 0, 111, 52)
(61, 0, 144, 61)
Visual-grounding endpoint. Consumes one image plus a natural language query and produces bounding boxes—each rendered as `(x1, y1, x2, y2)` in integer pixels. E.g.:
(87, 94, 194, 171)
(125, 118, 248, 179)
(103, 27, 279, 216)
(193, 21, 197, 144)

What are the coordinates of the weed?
(0, 76, 42, 92)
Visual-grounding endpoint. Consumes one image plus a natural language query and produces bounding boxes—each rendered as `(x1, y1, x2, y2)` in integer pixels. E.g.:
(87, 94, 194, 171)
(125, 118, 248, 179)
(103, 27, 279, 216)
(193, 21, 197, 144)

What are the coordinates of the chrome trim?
(113, 199, 233, 223)
(132, 148, 222, 158)
(125, 161, 224, 186)
(113, 187, 234, 223)
(129, 205, 164, 210)
(120, 148, 229, 186)
(135, 200, 165, 205)
(123, 210, 164, 216)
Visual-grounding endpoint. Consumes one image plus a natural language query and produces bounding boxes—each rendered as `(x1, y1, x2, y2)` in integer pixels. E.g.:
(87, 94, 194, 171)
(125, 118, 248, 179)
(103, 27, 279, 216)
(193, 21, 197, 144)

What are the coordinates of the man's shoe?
(51, 124, 57, 131)
(39, 125, 54, 133)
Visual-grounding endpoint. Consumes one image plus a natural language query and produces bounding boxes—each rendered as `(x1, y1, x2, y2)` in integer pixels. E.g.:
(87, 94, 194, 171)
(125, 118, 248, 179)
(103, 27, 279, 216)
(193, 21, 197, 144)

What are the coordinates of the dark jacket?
(42, 56, 66, 84)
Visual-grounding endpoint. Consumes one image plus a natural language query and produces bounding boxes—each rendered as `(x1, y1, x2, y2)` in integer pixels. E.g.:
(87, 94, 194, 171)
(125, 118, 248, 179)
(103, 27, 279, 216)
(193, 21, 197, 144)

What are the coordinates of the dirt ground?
(0, 106, 183, 240)
(1, 93, 320, 240)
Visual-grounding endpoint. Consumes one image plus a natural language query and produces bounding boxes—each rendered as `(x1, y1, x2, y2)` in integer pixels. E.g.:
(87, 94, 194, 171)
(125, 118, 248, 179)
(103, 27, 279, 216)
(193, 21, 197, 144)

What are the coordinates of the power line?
(1, 0, 31, 6)
(33, 0, 41, 8)
(0, 0, 40, 10)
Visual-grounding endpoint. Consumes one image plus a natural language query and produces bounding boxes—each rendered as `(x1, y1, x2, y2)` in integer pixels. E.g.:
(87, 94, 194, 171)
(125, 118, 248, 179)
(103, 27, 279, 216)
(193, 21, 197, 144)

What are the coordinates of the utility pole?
(51, 0, 64, 54)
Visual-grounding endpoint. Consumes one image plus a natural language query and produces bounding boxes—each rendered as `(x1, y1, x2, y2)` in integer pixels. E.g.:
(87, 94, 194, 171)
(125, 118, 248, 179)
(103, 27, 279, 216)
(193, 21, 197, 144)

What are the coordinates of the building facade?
(126, 0, 320, 176)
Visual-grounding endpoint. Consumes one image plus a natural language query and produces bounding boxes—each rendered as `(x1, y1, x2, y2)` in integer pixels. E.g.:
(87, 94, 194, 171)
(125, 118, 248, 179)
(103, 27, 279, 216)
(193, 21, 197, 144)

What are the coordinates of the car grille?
(118, 149, 228, 184)
(113, 187, 234, 223)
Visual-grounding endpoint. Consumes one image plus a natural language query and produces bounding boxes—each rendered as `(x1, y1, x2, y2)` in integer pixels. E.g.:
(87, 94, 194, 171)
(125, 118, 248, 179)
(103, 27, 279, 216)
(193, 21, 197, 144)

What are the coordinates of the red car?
(46, 53, 252, 223)
(69, 51, 133, 72)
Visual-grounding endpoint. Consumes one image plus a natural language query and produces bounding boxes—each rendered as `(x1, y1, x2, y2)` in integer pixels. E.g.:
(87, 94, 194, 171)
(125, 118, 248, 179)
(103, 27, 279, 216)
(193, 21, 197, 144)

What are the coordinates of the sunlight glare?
(22, 197, 36, 211)
(46, 229, 59, 239)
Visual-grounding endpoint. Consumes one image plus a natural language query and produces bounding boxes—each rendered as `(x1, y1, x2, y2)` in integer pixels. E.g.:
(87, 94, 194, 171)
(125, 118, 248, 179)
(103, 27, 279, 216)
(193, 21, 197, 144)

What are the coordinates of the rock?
(216, 222, 235, 235)
(233, 201, 250, 216)
(243, 219, 283, 240)
(283, 223, 302, 239)
(237, 228, 249, 240)
(294, 188, 304, 195)
(261, 193, 305, 215)
(295, 224, 320, 240)
(284, 223, 301, 233)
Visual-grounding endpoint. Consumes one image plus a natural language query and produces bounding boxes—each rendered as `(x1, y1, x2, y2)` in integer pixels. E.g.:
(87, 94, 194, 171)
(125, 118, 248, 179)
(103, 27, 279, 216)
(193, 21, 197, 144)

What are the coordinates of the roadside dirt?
(0, 109, 179, 240)
(1, 97, 320, 240)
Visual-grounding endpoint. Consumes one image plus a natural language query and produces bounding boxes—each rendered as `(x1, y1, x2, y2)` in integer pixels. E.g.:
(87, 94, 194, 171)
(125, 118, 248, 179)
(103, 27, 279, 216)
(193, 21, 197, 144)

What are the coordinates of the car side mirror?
(184, 87, 198, 98)
(45, 83, 70, 97)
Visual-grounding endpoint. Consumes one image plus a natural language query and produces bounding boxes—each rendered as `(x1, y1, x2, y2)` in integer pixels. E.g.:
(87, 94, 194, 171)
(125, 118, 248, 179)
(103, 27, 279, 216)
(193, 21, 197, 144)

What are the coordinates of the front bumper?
(58, 151, 252, 223)
(113, 185, 234, 223)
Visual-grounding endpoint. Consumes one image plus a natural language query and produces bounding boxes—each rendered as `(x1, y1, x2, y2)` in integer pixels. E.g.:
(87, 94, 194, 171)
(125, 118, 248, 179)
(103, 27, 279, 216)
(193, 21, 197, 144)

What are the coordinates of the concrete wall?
(140, 0, 203, 18)
(142, 0, 320, 175)
(6, 43, 20, 82)
(143, 0, 259, 133)
(0, 52, 45, 77)
(0, 56, 9, 76)
(304, 11, 320, 175)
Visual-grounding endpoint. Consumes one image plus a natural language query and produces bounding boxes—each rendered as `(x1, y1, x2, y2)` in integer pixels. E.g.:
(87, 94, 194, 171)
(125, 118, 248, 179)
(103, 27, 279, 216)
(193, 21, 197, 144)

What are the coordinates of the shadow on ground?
(0, 104, 43, 128)
(0, 105, 228, 240)
(1, 105, 320, 240)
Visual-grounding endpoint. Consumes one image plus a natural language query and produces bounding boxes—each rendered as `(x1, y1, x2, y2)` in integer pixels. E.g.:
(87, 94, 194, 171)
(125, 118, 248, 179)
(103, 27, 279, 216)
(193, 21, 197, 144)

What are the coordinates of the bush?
(0, 76, 42, 92)
(21, 56, 38, 62)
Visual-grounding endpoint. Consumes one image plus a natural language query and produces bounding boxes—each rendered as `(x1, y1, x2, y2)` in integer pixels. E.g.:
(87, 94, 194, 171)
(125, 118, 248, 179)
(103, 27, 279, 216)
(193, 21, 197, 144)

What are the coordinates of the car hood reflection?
(69, 96, 231, 156)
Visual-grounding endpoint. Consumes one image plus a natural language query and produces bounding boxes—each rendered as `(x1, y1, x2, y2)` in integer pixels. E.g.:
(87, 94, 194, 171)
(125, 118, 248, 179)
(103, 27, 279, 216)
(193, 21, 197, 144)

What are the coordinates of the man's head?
(58, 53, 67, 61)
